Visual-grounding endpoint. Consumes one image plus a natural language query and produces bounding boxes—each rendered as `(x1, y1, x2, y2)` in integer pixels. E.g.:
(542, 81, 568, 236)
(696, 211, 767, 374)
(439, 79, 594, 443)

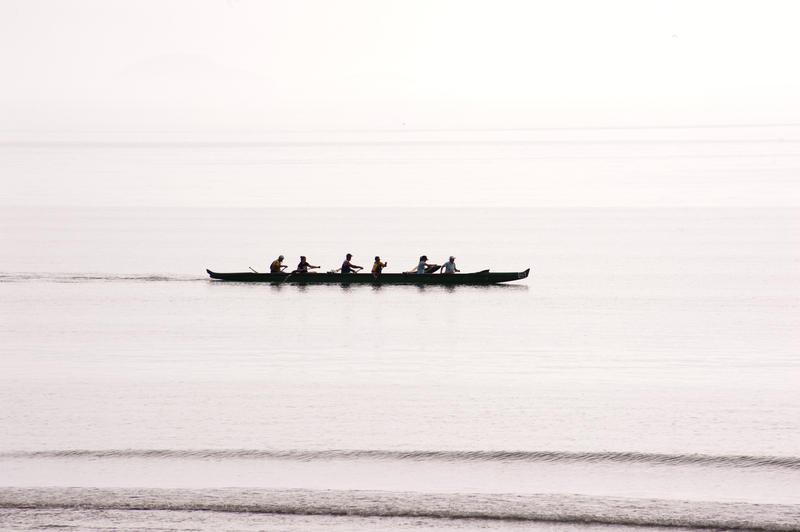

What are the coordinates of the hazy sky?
(2, 0, 799, 133)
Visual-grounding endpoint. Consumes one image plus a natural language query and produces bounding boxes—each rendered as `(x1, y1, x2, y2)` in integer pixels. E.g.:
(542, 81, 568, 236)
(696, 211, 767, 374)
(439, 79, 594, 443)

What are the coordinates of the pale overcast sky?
(2, 0, 799, 134)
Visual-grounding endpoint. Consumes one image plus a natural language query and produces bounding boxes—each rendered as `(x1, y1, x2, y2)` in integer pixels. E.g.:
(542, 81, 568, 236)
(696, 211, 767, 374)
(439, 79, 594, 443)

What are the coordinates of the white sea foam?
(2, 488, 799, 531)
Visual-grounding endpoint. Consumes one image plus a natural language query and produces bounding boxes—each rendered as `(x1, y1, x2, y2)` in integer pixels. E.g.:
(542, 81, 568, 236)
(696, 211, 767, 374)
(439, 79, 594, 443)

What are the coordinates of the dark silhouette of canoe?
(206, 268, 530, 285)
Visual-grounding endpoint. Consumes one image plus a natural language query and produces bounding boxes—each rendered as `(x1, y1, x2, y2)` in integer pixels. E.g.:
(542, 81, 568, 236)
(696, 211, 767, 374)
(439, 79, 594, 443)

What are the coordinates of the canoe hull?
(206, 269, 529, 285)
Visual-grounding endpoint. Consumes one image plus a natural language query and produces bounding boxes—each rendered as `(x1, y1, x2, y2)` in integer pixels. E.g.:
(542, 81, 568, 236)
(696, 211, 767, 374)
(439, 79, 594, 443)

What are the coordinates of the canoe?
(206, 268, 529, 285)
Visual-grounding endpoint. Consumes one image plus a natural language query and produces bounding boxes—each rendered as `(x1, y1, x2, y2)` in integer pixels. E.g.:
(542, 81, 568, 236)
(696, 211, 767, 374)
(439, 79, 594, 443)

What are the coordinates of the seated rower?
(336, 253, 363, 274)
(293, 255, 319, 273)
(408, 255, 439, 274)
(270, 255, 288, 273)
(439, 256, 460, 274)
(372, 256, 387, 279)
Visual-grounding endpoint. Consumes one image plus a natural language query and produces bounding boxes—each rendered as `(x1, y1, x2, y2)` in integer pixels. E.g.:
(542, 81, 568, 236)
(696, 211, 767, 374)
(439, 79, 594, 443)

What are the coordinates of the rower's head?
(420, 255, 427, 261)
(300, 256, 306, 260)
(346, 253, 352, 259)
(278, 255, 284, 261)
(450, 256, 455, 262)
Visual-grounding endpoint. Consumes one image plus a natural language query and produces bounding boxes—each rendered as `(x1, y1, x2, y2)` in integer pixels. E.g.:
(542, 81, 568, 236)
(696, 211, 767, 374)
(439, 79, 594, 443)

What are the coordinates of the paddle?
(249, 267, 258, 273)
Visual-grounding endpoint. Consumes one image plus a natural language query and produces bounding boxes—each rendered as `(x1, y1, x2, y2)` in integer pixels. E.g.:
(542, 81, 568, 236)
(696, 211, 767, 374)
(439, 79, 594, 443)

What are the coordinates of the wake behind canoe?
(206, 269, 529, 285)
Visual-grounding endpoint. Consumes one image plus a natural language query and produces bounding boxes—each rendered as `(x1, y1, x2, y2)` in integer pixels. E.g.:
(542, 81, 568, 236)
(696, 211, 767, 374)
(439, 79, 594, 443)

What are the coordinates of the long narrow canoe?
(206, 268, 529, 285)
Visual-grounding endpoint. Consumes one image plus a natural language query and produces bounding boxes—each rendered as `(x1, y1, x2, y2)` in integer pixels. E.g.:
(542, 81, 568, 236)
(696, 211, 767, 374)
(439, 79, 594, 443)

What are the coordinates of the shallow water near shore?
(2, 130, 800, 531)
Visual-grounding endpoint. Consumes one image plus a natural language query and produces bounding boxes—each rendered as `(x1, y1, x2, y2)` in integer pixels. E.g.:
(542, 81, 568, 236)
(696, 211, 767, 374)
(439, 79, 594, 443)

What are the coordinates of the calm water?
(1, 129, 800, 531)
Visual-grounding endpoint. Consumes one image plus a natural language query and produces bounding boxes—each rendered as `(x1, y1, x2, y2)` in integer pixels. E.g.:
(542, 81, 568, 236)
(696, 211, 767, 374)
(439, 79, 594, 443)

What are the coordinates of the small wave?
(1, 488, 799, 531)
(3, 448, 799, 470)
(0, 272, 205, 283)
